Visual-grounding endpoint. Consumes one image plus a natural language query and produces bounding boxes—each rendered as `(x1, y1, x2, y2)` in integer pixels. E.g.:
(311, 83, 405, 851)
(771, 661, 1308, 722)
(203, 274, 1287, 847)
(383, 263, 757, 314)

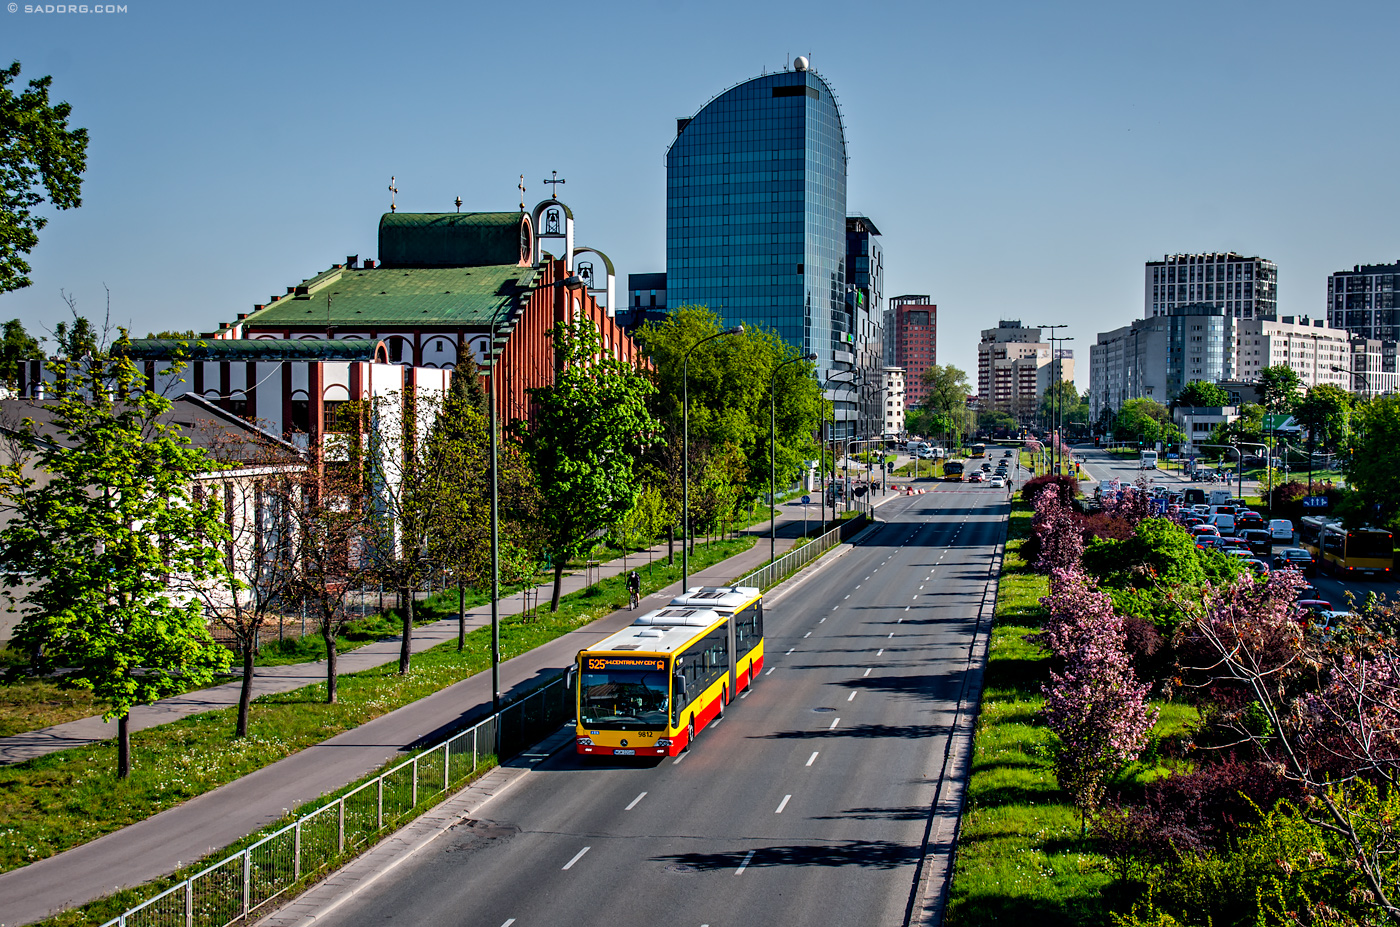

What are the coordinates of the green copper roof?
(378, 212, 529, 267)
(239, 263, 538, 329)
(120, 339, 386, 361)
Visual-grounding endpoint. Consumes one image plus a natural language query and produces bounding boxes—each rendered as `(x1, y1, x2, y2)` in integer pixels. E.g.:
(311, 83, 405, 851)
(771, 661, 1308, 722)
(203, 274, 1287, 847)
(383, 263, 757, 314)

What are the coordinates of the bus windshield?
(579, 669, 670, 727)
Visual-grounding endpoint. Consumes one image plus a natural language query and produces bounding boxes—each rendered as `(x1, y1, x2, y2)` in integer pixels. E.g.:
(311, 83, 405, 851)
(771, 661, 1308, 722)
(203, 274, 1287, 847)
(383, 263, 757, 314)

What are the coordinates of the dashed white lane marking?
(562, 846, 591, 870)
(819, 616, 826, 623)
(912, 594, 919, 599)
(766, 667, 775, 675)
(741, 689, 751, 699)
(877, 648, 883, 656)
(844, 594, 850, 600)
(806, 751, 819, 766)
(829, 716, 841, 730)
(863, 668, 872, 677)
(625, 792, 647, 811)
(786, 648, 794, 654)
(775, 794, 792, 813)
(888, 632, 895, 638)
(673, 751, 688, 765)
(711, 717, 724, 728)
(803, 632, 811, 638)
(919, 585, 924, 590)
(500, 920, 516, 927)
(847, 691, 856, 701)
(904, 606, 910, 612)
(832, 605, 839, 610)
(735, 849, 756, 875)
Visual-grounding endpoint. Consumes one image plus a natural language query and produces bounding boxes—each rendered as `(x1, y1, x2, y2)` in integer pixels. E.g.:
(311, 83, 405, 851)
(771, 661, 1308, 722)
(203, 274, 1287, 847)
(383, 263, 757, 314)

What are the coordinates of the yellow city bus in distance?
(943, 459, 965, 481)
(1299, 516, 1394, 577)
(576, 586, 763, 757)
(971, 443, 986, 458)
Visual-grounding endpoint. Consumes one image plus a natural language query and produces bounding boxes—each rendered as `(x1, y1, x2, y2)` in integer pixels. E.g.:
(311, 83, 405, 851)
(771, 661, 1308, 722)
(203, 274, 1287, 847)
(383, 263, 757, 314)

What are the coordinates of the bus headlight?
(656, 738, 672, 748)
(576, 736, 593, 746)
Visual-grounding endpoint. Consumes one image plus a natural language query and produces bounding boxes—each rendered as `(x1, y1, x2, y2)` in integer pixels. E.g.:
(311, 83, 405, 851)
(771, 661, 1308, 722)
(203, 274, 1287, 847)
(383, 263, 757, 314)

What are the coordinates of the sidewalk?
(0, 497, 896, 926)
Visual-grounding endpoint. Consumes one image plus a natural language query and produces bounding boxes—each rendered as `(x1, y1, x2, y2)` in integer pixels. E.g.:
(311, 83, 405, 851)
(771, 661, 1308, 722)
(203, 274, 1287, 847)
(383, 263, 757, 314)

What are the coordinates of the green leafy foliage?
(1295, 383, 1352, 453)
(1257, 365, 1302, 414)
(1346, 394, 1400, 530)
(1170, 380, 1229, 409)
(1114, 398, 1170, 445)
(0, 318, 39, 388)
(0, 336, 230, 776)
(519, 319, 659, 610)
(0, 61, 89, 293)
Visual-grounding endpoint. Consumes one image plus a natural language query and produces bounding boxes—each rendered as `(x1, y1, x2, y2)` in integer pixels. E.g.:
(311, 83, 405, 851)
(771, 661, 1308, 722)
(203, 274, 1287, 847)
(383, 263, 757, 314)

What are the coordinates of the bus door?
(727, 613, 736, 698)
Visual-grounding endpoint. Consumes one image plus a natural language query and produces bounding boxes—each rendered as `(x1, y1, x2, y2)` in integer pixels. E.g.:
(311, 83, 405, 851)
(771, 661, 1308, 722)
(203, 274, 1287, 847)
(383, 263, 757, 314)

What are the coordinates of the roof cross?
(388, 176, 398, 213)
(543, 170, 566, 198)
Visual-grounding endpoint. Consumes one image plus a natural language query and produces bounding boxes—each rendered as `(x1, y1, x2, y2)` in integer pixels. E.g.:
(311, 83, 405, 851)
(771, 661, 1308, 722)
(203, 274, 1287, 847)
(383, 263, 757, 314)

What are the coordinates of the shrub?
(1021, 472, 1078, 508)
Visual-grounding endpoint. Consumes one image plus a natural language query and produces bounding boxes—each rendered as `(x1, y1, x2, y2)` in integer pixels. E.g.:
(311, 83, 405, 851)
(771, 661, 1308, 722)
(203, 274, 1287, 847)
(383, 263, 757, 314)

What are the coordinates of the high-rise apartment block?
(666, 60, 867, 435)
(889, 295, 935, 407)
(1327, 261, 1400, 341)
(846, 217, 886, 435)
(883, 367, 905, 436)
(1144, 252, 1277, 320)
(978, 321, 1054, 424)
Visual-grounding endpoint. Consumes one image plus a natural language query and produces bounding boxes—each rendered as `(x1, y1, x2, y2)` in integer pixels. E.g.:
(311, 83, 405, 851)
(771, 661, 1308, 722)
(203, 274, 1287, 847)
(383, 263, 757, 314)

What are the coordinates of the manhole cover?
(812, 707, 837, 713)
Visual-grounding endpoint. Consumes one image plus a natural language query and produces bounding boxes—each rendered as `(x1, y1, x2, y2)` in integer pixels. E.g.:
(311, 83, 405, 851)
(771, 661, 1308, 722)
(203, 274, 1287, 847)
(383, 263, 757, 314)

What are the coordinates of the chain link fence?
(98, 673, 574, 927)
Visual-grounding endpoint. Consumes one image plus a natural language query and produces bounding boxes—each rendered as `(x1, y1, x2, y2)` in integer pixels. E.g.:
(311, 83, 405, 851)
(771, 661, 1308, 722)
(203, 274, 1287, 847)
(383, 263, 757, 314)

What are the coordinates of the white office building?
(883, 366, 905, 436)
(1234, 315, 1350, 390)
(1144, 252, 1277, 320)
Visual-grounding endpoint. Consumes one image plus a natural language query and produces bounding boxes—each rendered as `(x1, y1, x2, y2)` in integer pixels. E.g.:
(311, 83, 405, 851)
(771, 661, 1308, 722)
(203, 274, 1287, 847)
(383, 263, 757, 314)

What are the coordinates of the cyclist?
(626, 570, 641, 610)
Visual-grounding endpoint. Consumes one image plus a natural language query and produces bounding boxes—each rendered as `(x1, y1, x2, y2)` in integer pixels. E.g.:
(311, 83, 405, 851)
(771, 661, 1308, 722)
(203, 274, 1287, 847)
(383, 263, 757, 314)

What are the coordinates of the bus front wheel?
(687, 718, 695, 746)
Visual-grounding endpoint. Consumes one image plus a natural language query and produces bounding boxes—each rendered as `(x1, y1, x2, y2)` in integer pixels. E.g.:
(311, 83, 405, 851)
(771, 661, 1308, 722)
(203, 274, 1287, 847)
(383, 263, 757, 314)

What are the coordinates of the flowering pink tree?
(1174, 569, 1400, 922)
(1100, 477, 1152, 527)
(1037, 567, 1158, 831)
(1032, 490, 1083, 573)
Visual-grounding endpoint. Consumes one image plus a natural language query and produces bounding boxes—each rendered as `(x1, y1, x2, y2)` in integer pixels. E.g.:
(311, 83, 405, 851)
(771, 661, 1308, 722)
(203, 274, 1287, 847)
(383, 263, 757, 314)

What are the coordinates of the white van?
(1208, 513, 1237, 537)
(1268, 519, 1294, 543)
(1208, 489, 1233, 506)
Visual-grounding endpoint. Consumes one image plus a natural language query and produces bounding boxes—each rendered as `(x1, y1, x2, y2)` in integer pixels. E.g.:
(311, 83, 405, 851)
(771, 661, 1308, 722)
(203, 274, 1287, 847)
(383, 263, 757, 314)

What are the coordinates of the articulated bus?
(1299, 516, 1394, 577)
(943, 459, 965, 481)
(575, 586, 764, 757)
(970, 443, 987, 458)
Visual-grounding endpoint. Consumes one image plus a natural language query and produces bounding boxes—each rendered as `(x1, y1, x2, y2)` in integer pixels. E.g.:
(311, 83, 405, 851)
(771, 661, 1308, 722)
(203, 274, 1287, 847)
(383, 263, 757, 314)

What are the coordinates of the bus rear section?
(1300, 516, 1394, 577)
(576, 586, 763, 757)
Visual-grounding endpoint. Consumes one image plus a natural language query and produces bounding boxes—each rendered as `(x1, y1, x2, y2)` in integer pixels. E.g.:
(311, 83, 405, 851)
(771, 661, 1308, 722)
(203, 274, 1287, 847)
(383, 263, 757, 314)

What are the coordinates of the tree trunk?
(668, 525, 675, 565)
(324, 620, 339, 703)
(457, 578, 466, 652)
(236, 640, 254, 738)
(117, 712, 131, 779)
(550, 556, 565, 612)
(399, 584, 414, 675)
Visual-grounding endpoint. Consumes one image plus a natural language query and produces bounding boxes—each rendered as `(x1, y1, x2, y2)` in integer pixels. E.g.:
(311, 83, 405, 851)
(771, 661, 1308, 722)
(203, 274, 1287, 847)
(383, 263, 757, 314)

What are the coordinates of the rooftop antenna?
(388, 176, 398, 213)
(543, 170, 566, 199)
(518, 175, 526, 212)
(454, 196, 462, 213)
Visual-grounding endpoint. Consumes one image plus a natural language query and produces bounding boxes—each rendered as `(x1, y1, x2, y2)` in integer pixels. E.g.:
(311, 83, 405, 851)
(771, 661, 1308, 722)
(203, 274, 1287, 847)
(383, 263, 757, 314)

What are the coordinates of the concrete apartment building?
(977, 321, 1055, 424)
(1235, 315, 1350, 391)
(1328, 261, 1400, 342)
(1144, 252, 1277, 320)
(1089, 304, 1236, 416)
(889, 295, 935, 407)
(882, 366, 905, 436)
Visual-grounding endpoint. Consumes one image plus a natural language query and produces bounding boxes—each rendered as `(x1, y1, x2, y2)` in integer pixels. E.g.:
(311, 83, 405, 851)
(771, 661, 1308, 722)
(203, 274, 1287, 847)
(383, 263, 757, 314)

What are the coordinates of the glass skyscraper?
(666, 62, 852, 422)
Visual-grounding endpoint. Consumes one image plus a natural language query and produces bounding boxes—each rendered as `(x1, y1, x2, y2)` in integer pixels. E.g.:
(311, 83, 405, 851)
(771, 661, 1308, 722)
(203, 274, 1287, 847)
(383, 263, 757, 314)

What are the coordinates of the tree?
(0, 318, 39, 389)
(922, 364, 972, 446)
(1346, 394, 1400, 530)
(977, 408, 1017, 433)
(1114, 397, 1169, 446)
(1037, 379, 1081, 429)
(1257, 365, 1302, 414)
(1171, 380, 1229, 409)
(518, 319, 658, 611)
(0, 335, 230, 777)
(0, 62, 89, 293)
(1295, 383, 1352, 453)
(144, 329, 197, 340)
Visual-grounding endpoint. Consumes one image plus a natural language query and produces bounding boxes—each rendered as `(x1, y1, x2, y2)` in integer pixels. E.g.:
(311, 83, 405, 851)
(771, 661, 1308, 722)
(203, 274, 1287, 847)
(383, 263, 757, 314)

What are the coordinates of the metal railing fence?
(737, 513, 867, 592)
(99, 673, 573, 927)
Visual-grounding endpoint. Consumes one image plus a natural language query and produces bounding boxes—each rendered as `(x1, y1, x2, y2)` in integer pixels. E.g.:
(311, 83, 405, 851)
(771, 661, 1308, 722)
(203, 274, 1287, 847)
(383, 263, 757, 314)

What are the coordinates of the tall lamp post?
(683, 325, 744, 593)
(770, 352, 817, 562)
(1036, 324, 1070, 474)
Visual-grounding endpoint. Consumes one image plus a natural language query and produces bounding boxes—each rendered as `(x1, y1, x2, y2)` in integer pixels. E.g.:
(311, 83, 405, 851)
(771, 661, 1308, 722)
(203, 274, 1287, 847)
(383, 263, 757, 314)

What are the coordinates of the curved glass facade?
(666, 69, 849, 376)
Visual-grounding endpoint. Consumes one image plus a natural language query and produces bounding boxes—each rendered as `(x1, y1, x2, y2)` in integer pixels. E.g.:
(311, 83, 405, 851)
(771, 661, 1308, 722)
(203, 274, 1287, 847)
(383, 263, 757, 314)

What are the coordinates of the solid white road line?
(775, 794, 792, 813)
(829, 716, 841, 730)
(806, 751, 819, 766)
(562, 846, 591, 870)
(735, 849, 756, 875)
(625, 792, 647, 811)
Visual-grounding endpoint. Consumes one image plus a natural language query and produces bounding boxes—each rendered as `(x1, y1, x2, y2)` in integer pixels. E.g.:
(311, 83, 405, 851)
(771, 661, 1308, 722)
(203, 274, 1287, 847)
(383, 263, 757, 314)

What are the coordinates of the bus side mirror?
(674, 675, 687, 697)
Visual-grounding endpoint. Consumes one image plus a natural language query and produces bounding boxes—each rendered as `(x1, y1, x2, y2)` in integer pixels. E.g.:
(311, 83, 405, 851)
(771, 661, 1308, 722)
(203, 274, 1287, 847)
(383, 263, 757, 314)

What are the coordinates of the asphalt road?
(308, 481, 1009, 927)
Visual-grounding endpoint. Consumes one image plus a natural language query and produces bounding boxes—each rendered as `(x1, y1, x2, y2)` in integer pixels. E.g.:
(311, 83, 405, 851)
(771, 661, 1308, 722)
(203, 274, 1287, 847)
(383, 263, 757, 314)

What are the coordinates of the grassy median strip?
(0, 537, 753, 876)
(945, 501, 1195, 926)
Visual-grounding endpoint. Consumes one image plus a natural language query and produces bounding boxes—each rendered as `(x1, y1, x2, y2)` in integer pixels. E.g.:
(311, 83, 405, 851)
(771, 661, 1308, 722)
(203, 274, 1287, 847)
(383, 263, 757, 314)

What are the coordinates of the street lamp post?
(683, 326, 744, 593)
(1037, 324, 1069, 474)
(770, 352, 816, 562)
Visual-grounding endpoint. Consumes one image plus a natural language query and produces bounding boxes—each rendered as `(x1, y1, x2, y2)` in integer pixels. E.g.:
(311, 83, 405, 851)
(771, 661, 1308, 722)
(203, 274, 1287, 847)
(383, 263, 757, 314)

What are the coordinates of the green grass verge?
(0, 536, 754, 876)
(946, 501, 1195, 927)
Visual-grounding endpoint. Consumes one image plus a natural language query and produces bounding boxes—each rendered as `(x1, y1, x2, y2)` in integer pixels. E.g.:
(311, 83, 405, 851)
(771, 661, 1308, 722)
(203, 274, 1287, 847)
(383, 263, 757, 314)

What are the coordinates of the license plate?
(615, 749, 635, 755)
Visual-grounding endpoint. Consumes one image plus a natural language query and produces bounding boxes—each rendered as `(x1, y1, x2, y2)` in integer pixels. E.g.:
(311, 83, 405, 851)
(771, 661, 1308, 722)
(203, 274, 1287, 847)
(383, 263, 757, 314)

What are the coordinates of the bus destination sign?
(586, 656, 666, 672)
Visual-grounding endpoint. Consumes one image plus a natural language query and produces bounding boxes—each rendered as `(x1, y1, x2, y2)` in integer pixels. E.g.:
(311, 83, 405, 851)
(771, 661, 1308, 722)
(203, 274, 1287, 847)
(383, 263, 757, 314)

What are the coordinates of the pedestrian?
(626, 570, 641, 610)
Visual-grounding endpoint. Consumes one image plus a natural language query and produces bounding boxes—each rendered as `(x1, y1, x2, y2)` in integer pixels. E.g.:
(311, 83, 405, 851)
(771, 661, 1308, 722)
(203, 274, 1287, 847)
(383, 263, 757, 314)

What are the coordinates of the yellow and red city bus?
(1299, 516, 1394, 577)
(943, 459, 965, 481)
(575, 585, 764, 757)
(970, 443, 987, 458)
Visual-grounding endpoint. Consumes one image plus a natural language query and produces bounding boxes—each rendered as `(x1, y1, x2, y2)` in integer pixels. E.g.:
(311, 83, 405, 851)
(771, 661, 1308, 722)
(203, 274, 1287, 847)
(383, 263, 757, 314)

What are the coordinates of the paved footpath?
(0, 491, 908, 927)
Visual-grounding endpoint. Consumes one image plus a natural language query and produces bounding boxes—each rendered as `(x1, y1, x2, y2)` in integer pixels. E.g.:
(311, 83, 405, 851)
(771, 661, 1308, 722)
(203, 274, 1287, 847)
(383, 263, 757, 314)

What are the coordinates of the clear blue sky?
(5, 0, 1398, 391)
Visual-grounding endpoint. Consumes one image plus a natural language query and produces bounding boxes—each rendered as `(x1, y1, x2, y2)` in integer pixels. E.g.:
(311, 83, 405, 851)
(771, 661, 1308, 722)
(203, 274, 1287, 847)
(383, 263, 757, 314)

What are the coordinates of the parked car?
(1269, 519, 1295, 543)
(1238, 528, 1273, 558)
(1274, 547, 1316, 576)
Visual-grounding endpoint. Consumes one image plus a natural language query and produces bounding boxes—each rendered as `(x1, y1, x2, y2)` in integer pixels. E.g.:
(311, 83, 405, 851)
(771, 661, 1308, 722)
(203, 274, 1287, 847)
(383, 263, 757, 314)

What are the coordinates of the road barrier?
(738, 513, 867, 592)
(98, 673, 573, 927)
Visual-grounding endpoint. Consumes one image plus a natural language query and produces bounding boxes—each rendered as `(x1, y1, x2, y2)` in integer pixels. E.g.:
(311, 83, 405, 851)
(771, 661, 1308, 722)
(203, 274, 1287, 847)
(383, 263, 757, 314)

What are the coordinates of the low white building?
(1173, 405, 1238, 455)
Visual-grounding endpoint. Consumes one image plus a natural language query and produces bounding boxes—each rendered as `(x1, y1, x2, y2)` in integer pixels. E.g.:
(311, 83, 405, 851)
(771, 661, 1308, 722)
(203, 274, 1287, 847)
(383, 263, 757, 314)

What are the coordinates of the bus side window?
(755, 601, 764, 639)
